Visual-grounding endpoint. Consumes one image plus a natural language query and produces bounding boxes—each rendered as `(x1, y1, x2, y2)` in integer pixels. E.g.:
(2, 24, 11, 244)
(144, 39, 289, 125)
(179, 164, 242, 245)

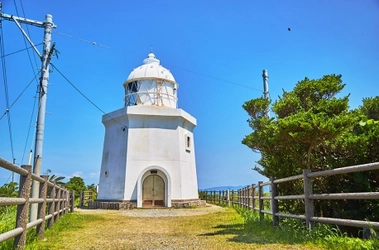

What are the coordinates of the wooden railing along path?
(200, 162, 379, 231)
(0, 157, 73, 249)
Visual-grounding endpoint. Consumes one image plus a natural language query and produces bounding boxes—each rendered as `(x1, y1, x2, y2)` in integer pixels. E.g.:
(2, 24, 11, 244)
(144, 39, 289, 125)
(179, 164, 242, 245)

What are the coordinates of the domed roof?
(125, 53, 176, 84)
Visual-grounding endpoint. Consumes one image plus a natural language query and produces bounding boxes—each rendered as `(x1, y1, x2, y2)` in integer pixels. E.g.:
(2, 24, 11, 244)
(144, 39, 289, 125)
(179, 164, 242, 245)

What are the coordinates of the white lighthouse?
(96, 53, 202, 208)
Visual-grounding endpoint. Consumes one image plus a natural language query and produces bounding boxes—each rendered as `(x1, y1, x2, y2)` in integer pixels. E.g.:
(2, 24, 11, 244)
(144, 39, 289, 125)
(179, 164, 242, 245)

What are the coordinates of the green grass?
(24, 213, 106, 250)
(2, 205, 379, 249)
(0, 205, 17, 250)
(236, 206, 379, 250)
(0, 206, 103, 250)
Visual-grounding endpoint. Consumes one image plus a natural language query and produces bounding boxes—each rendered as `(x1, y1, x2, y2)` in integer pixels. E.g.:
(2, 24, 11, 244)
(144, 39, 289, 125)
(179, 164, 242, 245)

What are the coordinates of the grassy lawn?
(2, 205, 378, 249)
(21, 206, 322, 250)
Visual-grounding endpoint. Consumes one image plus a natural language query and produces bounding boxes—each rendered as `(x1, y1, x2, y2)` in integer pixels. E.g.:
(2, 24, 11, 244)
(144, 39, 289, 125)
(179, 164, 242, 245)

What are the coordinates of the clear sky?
(0, 0, 378, 189)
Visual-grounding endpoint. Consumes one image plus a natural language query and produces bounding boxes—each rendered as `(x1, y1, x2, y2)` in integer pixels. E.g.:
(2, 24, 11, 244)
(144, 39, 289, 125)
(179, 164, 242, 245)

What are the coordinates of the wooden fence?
(0, 157, 73, 249)
(200, 162, 379, 231)
(80, 190, 95, 208)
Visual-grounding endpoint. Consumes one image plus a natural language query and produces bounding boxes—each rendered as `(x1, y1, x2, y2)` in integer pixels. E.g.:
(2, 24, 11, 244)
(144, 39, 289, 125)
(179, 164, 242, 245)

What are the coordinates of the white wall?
(97, 106, 199, 205)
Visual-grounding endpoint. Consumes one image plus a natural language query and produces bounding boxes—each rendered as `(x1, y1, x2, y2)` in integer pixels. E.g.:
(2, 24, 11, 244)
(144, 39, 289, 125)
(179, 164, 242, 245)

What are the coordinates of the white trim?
(137, 166, 171, 208)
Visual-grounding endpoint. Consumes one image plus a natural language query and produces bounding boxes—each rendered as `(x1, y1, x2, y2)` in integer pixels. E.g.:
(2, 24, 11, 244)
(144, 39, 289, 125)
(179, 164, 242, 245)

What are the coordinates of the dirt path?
(36, 205, 322, 250)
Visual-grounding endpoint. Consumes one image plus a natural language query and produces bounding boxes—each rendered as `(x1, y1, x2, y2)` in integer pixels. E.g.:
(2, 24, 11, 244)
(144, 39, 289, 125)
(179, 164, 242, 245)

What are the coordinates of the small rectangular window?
(185, 134, 191, 152)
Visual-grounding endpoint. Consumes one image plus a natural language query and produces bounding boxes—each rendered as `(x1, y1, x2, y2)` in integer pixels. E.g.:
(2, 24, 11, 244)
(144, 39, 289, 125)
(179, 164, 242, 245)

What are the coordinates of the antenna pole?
(262, 69, 270, 118)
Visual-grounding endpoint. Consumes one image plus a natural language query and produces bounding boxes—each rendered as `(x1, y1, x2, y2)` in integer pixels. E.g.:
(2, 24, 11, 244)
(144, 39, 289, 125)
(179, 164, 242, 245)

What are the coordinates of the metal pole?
(30, 14, 55, 221)
(262, 69, 270, 118)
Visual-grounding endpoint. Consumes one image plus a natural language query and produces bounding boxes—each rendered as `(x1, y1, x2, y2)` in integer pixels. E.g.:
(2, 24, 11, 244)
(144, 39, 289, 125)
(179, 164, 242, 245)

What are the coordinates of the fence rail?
(200, 162, 379, 231)
(0, 157, 73, 249)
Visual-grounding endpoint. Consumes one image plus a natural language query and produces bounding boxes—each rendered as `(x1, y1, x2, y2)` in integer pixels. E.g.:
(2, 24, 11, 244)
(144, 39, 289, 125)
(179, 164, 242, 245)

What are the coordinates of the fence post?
(80, 190, 84, 208)
(245, 187, 249, 209)
(252, 184, 255, 210)
(239, 189, 242, 207)
(240, 189, 242, 207)
(55, 185, 61, 221)
(218, 190, 221, 204)
(258, 181, 264, 221)
(303, 169, 314, 230)
(243, 187, 246, 208)
(270, 177, 279, 227)
(48, 182, 56, 228)
(247, 186, 250, 209)
(70, 190, 75, 212)
(231, 190, 234, 206)
(14, 165, 32, 250)
(227, 188, 230, 206)
(64, 190, 68, 215)
(37, 175, 48, 240)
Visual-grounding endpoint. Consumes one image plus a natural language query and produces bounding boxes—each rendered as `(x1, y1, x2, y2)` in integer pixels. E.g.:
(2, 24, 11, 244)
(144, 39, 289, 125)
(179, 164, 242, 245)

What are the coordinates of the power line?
(20, 75, 38, 165)
(0, 43, 43, 58)
(18, 0, 40, 71)
(0, 21, 16, 164)
(0, 70, 41, 121)
(50, 63, 128, 128)
(53, 30, 264, 93)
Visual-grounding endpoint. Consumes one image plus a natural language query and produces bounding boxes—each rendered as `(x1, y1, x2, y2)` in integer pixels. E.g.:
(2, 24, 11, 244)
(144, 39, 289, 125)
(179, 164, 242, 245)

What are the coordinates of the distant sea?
(199, 185, 249, 191)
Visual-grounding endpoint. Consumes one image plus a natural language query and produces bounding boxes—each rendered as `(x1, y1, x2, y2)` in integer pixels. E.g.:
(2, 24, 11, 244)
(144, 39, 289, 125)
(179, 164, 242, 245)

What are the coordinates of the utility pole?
(0, 10, 56, 221)
(262, 69, 270, 118)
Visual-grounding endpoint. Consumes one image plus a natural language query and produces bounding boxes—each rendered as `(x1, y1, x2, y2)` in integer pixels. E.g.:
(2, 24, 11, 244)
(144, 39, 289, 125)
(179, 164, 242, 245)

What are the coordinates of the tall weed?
(237, 207, 379, 250)
(0, 206, 17, 250)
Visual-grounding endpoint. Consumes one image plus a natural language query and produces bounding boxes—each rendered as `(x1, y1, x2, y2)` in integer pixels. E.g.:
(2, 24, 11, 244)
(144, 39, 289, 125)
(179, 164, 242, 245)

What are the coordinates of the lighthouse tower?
(96, 53, 202, 208)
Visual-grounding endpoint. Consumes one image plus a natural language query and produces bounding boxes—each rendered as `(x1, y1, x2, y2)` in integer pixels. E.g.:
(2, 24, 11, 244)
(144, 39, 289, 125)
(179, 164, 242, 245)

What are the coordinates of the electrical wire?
(53, 30, 264, 93)
(0, 21, 16, 164)
(0, 70, 41, 121)
(50, 63, 128, 128)
(0, 43, 43, 59)
(18, 0, 40, 70)
(20, 75, 38, 165)
(8, 0, 44, 167)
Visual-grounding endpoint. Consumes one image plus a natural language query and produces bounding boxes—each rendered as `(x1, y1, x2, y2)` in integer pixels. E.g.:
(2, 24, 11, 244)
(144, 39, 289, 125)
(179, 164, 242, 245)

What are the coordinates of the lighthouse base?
(88, 199, 206, 210)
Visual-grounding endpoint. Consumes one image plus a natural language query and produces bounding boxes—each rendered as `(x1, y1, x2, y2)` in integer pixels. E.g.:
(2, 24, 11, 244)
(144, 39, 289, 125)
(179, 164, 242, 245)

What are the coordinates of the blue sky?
(1, 0, 378, 189)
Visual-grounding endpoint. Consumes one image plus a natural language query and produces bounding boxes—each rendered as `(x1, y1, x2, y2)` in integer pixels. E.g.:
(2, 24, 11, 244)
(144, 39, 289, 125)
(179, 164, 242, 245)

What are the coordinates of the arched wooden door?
(142, 175, 165, 207)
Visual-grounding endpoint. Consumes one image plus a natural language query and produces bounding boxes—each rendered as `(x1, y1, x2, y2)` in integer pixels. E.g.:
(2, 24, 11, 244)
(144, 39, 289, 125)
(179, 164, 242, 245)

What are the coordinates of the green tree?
(242, 74, 379, 226)
(243, 74, 355, 177)
(44, 169, 66, 185)
(65, 176, 86, 197)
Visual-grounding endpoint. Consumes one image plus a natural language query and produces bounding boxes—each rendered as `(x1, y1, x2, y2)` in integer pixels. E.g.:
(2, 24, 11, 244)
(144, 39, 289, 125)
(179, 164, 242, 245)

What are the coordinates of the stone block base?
(88, 199, 206, 210)
(171, 199, 207, 208)
(89, 200, 136, 210)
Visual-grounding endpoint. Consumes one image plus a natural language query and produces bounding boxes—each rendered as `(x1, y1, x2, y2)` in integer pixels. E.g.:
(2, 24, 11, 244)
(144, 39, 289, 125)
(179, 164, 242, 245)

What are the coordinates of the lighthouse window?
(185, 134, 191, 152)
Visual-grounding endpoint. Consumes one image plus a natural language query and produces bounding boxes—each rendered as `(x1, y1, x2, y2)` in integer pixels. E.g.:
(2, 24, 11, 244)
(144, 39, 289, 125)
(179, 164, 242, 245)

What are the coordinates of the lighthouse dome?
(125, 53, 176, 83)
(123, 53, 178, 108)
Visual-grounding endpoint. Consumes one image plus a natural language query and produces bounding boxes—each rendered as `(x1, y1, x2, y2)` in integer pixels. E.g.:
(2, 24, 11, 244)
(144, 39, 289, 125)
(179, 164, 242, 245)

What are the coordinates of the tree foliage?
(65, 176, 87, 196)
(0, 182, 18, 197)
(44, 169, 66, 185)
(242, 74, 379, 228)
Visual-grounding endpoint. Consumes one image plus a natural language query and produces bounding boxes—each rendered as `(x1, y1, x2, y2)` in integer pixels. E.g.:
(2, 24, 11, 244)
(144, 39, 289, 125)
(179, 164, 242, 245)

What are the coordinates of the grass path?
(30, 206, 322, 250)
